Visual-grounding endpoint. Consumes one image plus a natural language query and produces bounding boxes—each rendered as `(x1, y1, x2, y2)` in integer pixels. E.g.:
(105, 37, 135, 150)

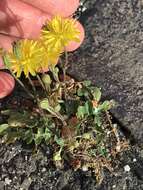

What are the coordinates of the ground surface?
(0, 137, 143, 190)
(70, 0, 143, 143)
(0, 0, 143, 189)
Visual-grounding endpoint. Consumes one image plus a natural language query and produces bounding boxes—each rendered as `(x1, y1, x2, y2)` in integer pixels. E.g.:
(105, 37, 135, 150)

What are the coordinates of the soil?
(69, 0, 143, 143)
(0, 135, 143, 190)
(0, 0, 143, 190)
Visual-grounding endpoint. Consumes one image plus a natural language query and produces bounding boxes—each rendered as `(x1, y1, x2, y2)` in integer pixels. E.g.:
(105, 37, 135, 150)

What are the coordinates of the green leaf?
(77, 106, 86, 119)
(50, 66, 59, 81)
(2, 54, 11, 68)
(0, 124, 9, 134)
(5, 130, 23, 143)
(77, 101, 92, 119)
(53, 150, 62, 161)
(39, 99, 49, 110)
(82, 133, 91, 139)
(54, 104, 61, 112)
(34, 128, 44, 145)
(92, 87, 101, 102)
(77, 88, 89, 98)
(44, 127, 52, 142)
(77, 88, 85, 97)
(8, 111, 37, 127)
(54, 67, 59, 74)
(98, 147, 107, 157)
(55, 136, 64, 147)
(83, 80, 91, 87)
(94, 115, 102, 127)
(92, 107, 99, 115)
(13, 42, 21, 59)
(22, 129, 34, 144)
(85, 101, 92, 115)
(48, 121, 55, 129)
(99, 101, 111, 111)
(89, 149, 97, 156)
(42, 74, 51, 85)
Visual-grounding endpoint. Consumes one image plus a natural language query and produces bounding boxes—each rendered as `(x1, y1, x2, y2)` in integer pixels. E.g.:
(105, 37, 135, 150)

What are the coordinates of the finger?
(0, 58, 4, 69)
(21, 0, 79, 17)
(0, 34, 17, 50)
(65, 21, 85, 52)
(0, 71, 15, 99)
(0, 0, 51, 39)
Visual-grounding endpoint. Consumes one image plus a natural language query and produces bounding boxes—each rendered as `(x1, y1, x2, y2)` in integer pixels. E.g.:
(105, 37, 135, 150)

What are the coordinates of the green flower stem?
(28, 76, 36, 94)
(36, 75, 46, 91)
(27, 76, 40, 103)
(63, 50, 68, 82)
(10, 71, 34, 99)
(36, 74, 49, 97)
(45, 105, 67, 127)
(62, 50, 69, 99)
(49, 65, 59, 83)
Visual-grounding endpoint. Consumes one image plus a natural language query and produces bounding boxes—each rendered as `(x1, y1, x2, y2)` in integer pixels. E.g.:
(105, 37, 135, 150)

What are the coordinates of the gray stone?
(0, 181, 4, 190)
(20, 177, 32, 190)
(69, 0, 143, 142)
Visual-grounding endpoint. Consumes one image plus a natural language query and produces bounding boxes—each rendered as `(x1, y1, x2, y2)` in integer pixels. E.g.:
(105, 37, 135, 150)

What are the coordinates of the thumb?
(0, 71, 15, 99)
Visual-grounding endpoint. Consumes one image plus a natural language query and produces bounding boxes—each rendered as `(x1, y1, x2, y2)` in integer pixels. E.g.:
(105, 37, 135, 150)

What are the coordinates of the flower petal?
(65, 21, 85, 52)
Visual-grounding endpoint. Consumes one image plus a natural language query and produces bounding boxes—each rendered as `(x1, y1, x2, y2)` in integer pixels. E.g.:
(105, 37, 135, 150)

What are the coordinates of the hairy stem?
(10, 72, 34, 99)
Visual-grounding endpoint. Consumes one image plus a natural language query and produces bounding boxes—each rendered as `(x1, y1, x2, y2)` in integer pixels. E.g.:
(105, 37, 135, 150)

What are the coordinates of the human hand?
(0, 0, 84, 98)
(0, 0, 83, 52)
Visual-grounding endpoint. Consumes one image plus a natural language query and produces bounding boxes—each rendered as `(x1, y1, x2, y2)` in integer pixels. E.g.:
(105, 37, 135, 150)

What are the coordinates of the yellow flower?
(41, 16, 80, 52)
(39, 42, 60, 71)
(7, 40, 44, 77)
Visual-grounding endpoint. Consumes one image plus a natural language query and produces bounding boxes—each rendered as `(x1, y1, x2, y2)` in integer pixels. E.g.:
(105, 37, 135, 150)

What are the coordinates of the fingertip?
(65, 21, 85, 52)
(0, 57, 4, 69)
(0, 71, 15, 99)
(0, 34, 16, 50)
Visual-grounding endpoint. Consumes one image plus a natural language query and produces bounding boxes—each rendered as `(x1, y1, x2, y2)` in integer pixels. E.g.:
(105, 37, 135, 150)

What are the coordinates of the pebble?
(140, 150, 143, 158)
(5, 178, 12, 185)
(82, 166, 88, 172)
(112, 185, 116, 188)
(42, 168, 47, 172)
(133, 158, 137, 162)
(124, 165, 131, 172)
(116, 145, 121, 152)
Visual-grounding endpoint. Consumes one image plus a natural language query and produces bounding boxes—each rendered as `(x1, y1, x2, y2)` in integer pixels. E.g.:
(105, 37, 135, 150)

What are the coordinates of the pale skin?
(0, 0, 84, 98)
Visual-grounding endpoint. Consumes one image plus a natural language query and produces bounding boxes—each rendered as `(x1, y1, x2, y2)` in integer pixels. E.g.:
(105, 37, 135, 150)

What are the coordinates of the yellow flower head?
(7, 40, 44, 77)
(41, 16, 80, 52)
(39, 42, 60, 71)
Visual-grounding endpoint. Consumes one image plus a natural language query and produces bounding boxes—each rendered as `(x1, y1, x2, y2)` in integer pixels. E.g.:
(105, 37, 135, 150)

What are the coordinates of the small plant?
(0, 7, 128, 184)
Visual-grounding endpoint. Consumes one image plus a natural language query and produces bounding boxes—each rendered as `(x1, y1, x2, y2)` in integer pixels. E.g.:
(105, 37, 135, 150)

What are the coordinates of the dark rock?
(69, 0, 143, 142)
(133, 165, 143, 180)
